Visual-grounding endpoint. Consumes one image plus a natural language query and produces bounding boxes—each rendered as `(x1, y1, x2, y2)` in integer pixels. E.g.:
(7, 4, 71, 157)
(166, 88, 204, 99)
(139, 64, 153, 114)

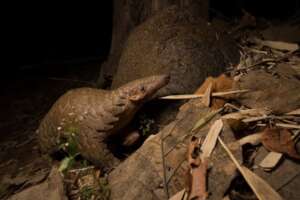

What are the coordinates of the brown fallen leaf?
(187, 137, 208, 200)
(195, 74, 234, 109)
(261, 128, 300, 159)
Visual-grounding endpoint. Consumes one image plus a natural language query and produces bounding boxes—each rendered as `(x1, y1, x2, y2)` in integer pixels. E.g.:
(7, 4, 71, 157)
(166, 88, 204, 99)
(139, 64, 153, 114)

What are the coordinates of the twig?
(68, 166, 95, 173)
(160, 90, 249, 100)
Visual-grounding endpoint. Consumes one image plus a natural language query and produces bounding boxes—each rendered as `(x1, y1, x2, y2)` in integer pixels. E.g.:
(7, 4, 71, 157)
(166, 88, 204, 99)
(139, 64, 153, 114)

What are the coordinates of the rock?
(111, 5, 240, 97)
(9, 167, 67, 200)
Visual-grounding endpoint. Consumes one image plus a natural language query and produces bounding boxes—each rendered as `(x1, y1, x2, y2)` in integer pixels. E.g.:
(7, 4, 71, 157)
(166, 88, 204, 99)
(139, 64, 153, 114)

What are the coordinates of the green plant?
(138, 114, 155, 136)
(58, 125, 81, 172)
(80, 186, 94, 200)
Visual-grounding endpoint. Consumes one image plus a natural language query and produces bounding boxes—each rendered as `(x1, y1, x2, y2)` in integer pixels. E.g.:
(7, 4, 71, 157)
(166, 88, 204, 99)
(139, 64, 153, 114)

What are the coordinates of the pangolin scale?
(37, 75, 169, 167)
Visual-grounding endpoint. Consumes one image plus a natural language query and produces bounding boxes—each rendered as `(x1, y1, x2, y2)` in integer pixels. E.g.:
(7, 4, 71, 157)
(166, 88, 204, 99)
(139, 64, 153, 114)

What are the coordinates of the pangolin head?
(117, 74, 170, 103)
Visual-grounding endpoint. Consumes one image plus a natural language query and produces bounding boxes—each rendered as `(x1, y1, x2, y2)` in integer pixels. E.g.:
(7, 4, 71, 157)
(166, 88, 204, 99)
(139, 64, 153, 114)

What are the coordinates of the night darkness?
(3, 1, 299, 75)
(3, 2, 113, 74)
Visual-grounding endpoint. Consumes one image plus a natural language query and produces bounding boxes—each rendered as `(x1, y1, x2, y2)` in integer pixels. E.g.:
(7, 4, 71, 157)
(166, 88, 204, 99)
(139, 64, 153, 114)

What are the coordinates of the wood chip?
(200, 119, 223, 160)
(259, 152, 283, 170)
(160, 90, 249, 100)
(218, 137, 283, 200)
(202, 82, 212, 107)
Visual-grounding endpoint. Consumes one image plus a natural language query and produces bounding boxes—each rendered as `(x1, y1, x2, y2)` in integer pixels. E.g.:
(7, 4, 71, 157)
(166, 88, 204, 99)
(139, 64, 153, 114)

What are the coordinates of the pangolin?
(37, 75, 169, 167)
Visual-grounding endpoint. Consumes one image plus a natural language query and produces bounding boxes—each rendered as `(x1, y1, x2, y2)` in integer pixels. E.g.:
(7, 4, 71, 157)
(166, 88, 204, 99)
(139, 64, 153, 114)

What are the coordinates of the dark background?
(2, 0, 300, 73)
(3, 2, 113, 70)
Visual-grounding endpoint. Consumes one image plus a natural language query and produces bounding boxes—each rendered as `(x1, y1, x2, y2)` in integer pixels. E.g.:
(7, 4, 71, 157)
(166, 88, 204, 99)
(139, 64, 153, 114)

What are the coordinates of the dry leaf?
(187, 137, 208, 200)
(189, 165, 208, 200)
(196, 75, 233, 109)
(202, 82, 212, 107)
(259, 152, 283, 170)
(218, 137, 283, 200)
(200, 119, 223, 160)
(261, 128, 300, 159)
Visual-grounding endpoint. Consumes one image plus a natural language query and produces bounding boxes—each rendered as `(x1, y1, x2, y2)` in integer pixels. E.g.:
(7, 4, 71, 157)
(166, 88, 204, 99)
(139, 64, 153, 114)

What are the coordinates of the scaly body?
(37, 75, 169, 167)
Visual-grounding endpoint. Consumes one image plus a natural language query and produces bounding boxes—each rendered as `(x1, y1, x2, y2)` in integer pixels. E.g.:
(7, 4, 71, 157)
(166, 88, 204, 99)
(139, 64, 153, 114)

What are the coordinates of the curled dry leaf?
(195, 74, 234, 109)
(261, 128, 300, 159)
(187, 136, 208, 200)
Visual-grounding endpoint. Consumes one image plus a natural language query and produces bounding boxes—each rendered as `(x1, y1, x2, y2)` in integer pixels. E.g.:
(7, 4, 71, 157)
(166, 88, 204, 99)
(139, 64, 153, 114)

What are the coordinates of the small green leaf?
(58, 156, 75, 172)
(192, 108, 223, 131)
